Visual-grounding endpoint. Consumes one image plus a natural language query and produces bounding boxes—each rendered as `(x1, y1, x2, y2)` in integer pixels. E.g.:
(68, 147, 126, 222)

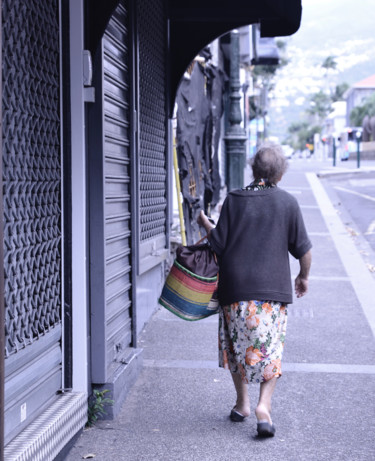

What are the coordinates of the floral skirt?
(218, 300, 288, 383)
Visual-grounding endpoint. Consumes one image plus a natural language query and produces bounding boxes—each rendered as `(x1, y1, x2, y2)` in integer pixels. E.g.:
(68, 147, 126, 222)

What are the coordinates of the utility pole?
(225, 30, 247, 191)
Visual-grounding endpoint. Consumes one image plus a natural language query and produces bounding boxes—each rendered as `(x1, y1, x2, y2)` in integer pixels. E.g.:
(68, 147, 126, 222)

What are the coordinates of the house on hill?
(345, 73, 375, 126)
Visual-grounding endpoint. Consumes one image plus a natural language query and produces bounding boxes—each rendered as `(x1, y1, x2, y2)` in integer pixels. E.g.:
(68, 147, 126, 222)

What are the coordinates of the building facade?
(1, 1, 301, 459)
(345, 73, 375, 126)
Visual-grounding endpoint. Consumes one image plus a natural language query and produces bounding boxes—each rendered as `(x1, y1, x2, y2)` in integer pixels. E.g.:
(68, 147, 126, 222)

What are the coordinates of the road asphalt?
(64, 158, 375, 461)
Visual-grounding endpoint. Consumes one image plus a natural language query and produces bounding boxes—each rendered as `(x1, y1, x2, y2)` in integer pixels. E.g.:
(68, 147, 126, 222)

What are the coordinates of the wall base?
(94, 347, 143, 419)
(4, 392, 87, 461)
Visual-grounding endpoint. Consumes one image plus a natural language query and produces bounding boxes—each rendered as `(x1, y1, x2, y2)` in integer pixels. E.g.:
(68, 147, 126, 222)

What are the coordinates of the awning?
(168, 0, 302, 111)
(85, 0, 302, 113)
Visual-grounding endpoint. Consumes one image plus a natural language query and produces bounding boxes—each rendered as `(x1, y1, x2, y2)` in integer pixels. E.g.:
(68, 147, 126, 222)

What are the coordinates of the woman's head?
(251, 143, 288, 184)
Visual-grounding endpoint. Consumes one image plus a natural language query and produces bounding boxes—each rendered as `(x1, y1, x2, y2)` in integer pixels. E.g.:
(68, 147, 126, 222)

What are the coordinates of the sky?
(269, 0, 375, 136)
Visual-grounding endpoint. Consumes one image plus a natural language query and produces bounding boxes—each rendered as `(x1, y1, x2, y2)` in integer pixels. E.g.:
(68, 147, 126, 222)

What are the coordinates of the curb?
(317, 167, 375, 178)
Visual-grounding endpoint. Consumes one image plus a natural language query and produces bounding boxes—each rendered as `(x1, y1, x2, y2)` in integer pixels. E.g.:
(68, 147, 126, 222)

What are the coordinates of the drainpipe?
(224, 30, 247, 191)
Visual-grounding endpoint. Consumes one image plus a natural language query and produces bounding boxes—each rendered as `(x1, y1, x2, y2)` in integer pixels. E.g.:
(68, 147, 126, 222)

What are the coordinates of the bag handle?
(194, 235, 218, 267)
(195, 235, 208, 245)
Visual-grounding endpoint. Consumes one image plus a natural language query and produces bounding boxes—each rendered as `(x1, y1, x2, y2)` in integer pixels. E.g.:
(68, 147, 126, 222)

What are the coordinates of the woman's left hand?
(197, 210, 214, 234)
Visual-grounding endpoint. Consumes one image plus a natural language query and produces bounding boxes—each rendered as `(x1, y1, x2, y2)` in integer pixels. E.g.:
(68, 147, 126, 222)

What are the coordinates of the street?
(319, 168, 375, 275)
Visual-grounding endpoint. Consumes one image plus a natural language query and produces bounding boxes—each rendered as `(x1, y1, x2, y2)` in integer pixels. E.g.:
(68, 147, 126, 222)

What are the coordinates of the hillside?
(268, 0, 375, 140)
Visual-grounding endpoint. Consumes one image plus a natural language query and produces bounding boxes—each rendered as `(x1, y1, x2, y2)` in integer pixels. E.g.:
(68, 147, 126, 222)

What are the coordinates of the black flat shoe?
(257, 421, 276, 437)
(230, 408, 247, 422)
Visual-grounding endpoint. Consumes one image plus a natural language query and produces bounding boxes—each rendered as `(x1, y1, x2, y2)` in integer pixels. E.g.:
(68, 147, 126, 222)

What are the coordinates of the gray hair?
(251, 143, 288, 184)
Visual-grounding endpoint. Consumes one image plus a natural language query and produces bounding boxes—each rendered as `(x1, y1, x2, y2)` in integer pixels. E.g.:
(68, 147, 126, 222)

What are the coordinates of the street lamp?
(356, 131, 361, 169)
(224, 30, 247, 191)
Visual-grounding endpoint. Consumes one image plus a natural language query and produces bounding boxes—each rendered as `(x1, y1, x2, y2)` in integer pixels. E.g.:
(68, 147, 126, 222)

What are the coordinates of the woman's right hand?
(295, 275, 309, 298)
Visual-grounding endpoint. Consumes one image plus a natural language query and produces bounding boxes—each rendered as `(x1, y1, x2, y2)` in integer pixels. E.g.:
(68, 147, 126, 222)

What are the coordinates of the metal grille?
(2, 0, 61, 357)
(137, 0, 167, 241)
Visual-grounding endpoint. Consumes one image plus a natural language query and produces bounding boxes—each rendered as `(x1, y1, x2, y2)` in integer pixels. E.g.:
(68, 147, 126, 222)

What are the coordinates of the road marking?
(334, 185, 375, 202)
(365, 220, 375, 235)
(308, 275, 350, 281)
(307, 172, 375, 338)
(143, 359, 375, 375)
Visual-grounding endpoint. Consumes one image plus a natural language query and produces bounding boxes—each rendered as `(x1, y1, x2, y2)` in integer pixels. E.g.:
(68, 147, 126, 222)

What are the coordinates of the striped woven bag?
(158, 238, 219, 321)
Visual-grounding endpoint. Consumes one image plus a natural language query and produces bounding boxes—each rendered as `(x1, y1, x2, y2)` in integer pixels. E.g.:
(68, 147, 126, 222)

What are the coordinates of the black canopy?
(86, 0, 302, 113)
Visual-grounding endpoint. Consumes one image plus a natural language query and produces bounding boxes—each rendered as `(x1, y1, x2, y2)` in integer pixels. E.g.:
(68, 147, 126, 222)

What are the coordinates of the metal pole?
(173, 137, 187, 246)
(356, 136, 361, 169)
(224, 30, 247, 191)
(332, 137, 336, 167)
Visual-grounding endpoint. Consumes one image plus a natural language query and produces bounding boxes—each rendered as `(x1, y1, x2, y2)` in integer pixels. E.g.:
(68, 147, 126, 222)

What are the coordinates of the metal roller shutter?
(2, 0, 62, 443)
(89, 0, 132, 383)
(137, 0, 168, 274)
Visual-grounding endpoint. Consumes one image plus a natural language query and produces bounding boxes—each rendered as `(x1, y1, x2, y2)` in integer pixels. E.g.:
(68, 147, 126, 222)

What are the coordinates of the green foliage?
(285, 55, 347, 149)
(350, 92, 375, 126)
(286, 121, 322, 151)
(306, 90, 333, 121)
(321, 56, 337, 73)
(87, 389, 114, 427)
(332, 82, 350, 102)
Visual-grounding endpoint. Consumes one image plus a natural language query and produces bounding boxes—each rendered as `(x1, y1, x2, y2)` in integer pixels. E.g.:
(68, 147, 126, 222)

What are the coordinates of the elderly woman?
(198, 143, 312, 437)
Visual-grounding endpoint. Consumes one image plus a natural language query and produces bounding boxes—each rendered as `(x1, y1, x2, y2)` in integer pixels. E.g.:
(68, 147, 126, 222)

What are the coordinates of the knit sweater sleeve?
(288, 199, 312, 259)
(208, 196, 230, 256)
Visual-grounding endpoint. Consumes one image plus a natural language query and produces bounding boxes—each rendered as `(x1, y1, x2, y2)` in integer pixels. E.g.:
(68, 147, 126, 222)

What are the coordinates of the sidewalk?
(65, 159, 375, 461)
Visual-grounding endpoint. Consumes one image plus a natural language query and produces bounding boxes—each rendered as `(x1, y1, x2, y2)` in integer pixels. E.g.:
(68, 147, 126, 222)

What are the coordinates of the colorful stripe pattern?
(159, 260, 219, 321)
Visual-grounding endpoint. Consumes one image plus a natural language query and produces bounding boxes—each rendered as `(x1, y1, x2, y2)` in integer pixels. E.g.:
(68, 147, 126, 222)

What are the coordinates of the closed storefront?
(134, 0, 169, 332)
(88, 0, 169, 413)
(89, 0, 134, 387)
(2, 0, 63, 444)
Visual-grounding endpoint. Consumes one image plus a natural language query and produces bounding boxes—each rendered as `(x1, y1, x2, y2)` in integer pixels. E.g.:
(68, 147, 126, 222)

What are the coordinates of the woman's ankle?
(234, 401, 251, 417)
(255, 403, 272, 423)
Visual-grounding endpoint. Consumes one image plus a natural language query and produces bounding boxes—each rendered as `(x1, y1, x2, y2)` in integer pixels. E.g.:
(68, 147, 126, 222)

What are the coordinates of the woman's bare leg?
(255, 377, 277, 423)
(231, 372, 250, 417)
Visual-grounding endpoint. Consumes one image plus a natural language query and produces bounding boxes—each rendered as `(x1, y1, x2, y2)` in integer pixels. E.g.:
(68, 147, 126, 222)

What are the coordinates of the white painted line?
(291, 274, 350, 282)
(309, 275, 350, 282)
(300, 205, 319, 209)
(334, 185, 375, 202)
(307, 172, 375, 338)
(144, 359, 375, 375)
(365, 220, 375, 235)
(283, 362, 375, 375)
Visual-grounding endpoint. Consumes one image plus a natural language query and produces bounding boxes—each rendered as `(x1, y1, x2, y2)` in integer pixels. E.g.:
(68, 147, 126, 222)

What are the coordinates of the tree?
(306, 90, 333, 123)
(321, 56, 337, 76)
(286, 121, 322, 151)
(350, 92, 375, 126)
(332, 82, 350, 102)
(321, 56, 338, 96)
